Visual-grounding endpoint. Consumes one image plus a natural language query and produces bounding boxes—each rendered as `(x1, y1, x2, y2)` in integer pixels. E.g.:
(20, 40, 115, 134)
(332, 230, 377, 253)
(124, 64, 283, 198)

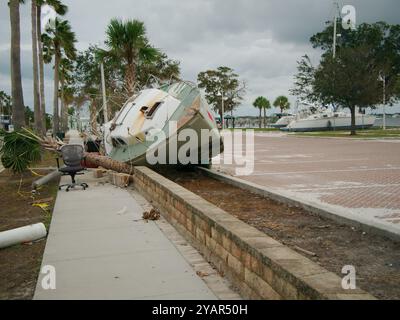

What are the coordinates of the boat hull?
(104, 82, 223, 166)
(282, 115, 376, 132)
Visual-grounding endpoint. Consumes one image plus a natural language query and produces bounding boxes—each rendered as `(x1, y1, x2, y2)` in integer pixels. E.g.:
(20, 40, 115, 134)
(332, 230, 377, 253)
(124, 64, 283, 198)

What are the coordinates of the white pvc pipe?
(0, 223, 47, 249)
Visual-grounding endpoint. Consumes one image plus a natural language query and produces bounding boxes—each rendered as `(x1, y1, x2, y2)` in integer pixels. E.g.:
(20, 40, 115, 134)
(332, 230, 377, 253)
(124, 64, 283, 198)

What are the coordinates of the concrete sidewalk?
(34, 173, 218, 299)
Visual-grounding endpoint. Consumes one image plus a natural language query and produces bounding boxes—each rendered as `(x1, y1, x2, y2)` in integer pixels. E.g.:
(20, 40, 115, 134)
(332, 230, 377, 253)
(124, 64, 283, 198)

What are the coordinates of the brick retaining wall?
(132, 166, 375, 300)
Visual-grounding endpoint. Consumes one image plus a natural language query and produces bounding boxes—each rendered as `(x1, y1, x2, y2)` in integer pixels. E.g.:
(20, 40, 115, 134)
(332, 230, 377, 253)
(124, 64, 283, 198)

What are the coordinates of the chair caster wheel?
(66, 189, 69, 192)
(58, 187, 61, 190)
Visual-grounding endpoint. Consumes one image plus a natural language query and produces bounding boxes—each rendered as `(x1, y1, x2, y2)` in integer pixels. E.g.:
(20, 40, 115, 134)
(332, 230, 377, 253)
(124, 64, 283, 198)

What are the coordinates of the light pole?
(100, 62, 108, 124)
(378, 72, 386, 130)
(333, 7, 337, 58)
(332, 2, 341, 59)
(217, 89, 225, 129)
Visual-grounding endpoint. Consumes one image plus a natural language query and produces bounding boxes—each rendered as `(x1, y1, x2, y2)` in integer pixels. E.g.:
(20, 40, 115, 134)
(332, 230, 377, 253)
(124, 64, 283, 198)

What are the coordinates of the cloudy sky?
(0, 0, 399, 116)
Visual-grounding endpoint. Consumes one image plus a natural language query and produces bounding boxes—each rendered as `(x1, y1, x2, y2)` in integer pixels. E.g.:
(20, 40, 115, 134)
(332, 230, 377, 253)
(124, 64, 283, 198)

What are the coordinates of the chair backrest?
(60, 144, 84, 167)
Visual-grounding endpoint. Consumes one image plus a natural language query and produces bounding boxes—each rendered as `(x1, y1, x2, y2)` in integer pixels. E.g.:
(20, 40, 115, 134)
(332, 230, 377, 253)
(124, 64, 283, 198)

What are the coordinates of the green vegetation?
(253, 96, 271, 128)
(0, 129, 41, 173)
(291, 21, 400, 135)
(197, 66, 246, 122)
(273, 96, 291, 114)
(294, 129, 400, 139)
(229, 127, 278, 132)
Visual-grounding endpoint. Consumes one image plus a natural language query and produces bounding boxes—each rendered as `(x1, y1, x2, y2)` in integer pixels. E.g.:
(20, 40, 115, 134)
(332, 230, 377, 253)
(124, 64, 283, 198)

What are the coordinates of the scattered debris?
(29, 197, 53, 205)
(196, 271, 209, 278)
(116, 206, 127, 215)
(291, 245, 316, 257)
(142, 208, 160, 221)
(315, 225, 330, 229)
(108, 171, 131, 188)
(0, 223, 47, 249)
(32, 202, 50, 211)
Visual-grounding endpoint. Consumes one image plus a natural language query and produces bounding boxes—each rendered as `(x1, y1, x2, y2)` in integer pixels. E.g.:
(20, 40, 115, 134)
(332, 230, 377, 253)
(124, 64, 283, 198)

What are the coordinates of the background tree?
(313, 46, 382, 135)
(253, 96, 270, 128)
(0, 91, 12, 116)
(273, 96, 290, 114)
(197, 66, 245, 122)
(25, 106, 34, 126)
(58, 57, 74, 132)
(42, 18, 76, 135)
(74, 45, 122, 123)
(105, 18, 159, 95)
(292, 21, 400, 135)
(9, 0, 25, 129)
(67, 105, 74, 127)
(290, 55, 317, 103)
(310, 21, 400, 105)
(136, 53, 181, 87)
(37, 0, 68, 133)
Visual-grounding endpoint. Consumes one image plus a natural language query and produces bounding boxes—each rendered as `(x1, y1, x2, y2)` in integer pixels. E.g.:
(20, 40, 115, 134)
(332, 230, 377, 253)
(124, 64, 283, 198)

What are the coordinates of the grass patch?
(228, 127, 278, 132)
(293, 128, 400, 139)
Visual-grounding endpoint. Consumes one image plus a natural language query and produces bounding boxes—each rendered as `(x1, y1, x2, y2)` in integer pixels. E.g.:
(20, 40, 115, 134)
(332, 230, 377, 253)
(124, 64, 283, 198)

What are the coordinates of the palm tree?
(253, 96, 270, 128)
(61, 85, 74, 131)
(273, 95, 291, 114)
(36, 0, 68, 134)
(58, 57, 74, 132)
(105, 18, 159, 95)
(42, 18, 76, 135)
(262, 98, 271, 128)
(31, 0, 41, 133)
(9, 0, 25, 130)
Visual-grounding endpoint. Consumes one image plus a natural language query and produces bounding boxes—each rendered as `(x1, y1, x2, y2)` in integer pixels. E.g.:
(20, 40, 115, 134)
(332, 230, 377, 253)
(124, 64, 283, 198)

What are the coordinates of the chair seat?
(59, 166, 85, 174)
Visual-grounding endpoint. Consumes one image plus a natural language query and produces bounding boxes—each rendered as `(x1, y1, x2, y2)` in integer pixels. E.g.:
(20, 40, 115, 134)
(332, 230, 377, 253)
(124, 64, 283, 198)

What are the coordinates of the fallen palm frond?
(0, 129, 41, 174)
(1, 127, 134, 176)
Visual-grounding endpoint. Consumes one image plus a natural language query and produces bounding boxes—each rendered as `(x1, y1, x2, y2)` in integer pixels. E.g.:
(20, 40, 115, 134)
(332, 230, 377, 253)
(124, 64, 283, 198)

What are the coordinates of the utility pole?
(333, 9, 337, 58)
(221, 88, 224, 129)
(100, 62, 108, 124)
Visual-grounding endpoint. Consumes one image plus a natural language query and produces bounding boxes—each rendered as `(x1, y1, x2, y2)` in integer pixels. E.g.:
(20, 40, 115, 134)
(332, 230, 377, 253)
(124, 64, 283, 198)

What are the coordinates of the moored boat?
(281, 109, 376, 132)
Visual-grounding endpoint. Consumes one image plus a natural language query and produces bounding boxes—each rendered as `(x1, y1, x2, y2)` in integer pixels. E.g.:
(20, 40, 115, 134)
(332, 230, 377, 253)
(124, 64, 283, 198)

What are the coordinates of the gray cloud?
(0, 0, 399, 116)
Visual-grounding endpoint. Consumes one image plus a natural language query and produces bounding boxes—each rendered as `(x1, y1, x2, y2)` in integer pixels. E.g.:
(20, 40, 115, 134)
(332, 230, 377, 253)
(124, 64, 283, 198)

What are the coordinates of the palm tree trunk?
(125, 63, 136, 95)
(90, 99, 97, 133)
(350, 106, 356, 136)
(85, 153, 134, 175)
(263, 107, 266, 128)
(9, 0, 25, 130)
(37, 5, 46, 134)
(53, 52, 60, 135)
(259, 108, 262, 128)
(31, 0, 41, 133)
(60, 74, 66, 132)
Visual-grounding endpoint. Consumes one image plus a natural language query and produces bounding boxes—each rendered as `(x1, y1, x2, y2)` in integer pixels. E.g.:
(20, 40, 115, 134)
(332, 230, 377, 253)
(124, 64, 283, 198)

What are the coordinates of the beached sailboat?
(281, 108, 376, 132)
(103, 81, 223, 166)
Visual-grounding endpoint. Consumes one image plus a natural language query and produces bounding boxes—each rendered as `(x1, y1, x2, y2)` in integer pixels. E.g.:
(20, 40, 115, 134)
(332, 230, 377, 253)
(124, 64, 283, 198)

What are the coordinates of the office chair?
(58, 144, 89, 192)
